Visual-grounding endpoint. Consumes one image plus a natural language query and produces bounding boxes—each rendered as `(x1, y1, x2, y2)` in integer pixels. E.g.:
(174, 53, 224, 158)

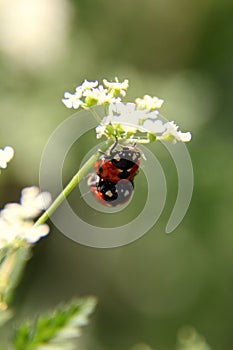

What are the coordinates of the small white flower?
(0, 146, 14, 169)
(1, 187, 52, 222)
(177, 131, 192, 142)
(96, 125, 106, 139)
(1, 203, 25, 223)
(0, 186, 52, 247)
(62, 92, 83, 109)
(20, 186, 52, 218)
(83, 85, 121, 105)
(103, 78, 129, 97)
(81, 80, 98, 91)
(135, 95, 164, 111)
(0, 219, 50, 245)
(161, 121, 192, 143)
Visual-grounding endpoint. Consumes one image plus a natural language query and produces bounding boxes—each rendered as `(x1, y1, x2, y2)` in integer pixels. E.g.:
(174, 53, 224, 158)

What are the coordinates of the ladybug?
(94, 140, 141, 183)
(87, 140, 142, 206)
(88, 174, 134, 206)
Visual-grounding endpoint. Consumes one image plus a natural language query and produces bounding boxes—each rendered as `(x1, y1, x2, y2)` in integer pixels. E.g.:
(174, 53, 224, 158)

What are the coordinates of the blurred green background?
(0, 0, 233, 349)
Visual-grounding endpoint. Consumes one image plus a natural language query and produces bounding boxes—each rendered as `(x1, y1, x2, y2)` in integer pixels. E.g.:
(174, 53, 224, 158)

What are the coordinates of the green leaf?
(13, 297, 97, 350)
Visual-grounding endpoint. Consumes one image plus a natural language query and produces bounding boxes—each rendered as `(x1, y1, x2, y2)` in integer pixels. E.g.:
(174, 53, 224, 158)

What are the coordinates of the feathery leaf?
(13, 297, 97, 350)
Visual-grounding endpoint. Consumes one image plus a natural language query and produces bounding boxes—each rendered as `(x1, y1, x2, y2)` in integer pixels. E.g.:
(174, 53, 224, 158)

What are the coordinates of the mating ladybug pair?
(88, 140, 142, 206)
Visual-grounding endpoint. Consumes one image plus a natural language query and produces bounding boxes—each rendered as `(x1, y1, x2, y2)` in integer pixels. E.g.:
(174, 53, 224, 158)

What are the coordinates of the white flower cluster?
(96, 102, 191, 143)
(62, 78, 191, 144)
(0, 187, 52, 248)
(0, 146, 14, 170)
(62, 78, 129, 110)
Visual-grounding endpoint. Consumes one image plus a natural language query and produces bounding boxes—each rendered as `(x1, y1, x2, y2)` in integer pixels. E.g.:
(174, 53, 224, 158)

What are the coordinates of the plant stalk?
(35, 141, 112, 226)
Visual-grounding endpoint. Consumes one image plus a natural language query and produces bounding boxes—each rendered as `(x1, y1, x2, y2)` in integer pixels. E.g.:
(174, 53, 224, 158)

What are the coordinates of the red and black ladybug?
(88, 140, 142, 206)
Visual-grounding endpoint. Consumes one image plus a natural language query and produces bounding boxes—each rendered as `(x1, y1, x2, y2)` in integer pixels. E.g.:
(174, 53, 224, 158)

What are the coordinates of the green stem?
(35, 140, 112, 227)
(125, 138, 151, 144)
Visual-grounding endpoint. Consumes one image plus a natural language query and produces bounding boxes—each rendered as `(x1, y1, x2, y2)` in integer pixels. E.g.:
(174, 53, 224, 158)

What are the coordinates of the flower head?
(0, 146, 14, 169)
(0, 186, 52, 247)
(62, 78, 191, 145)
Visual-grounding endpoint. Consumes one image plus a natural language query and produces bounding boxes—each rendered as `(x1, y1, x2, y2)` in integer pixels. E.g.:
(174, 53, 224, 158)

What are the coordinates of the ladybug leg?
(97, 137, 118, 157)
(109, 137, 119, 156)
(98, 149, 106, 155)
(98, 138, 119, 159)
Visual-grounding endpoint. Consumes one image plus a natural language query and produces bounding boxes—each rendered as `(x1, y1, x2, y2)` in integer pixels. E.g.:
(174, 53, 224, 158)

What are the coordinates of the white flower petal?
(1, 203, 24, 222)
(0, 157, 7, 169)
(103, 78, 129, 96)
(72, 99, 83, 109)
(62, 98, 73, 109)
(3, 146, 14, 162)
(0, 146, 14, 169)
(24, 224, 50, 243)
(35, 192, 52, 210)
(75, 86, 83, 98)
(21, 186, 40, 199)
(62, 91, 83, 109)
(19, 187, 51, 219)
(161, 121, 192, 143)
(177, 131, 192, 142)
(143, 120, 166, 133)
(64, 92, 74, 99)
(81, 80, 98, 91)
(95, 125, 106, 139)
(0, 186, 51, 247)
